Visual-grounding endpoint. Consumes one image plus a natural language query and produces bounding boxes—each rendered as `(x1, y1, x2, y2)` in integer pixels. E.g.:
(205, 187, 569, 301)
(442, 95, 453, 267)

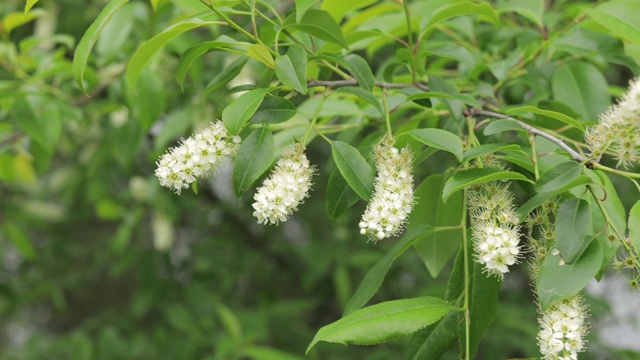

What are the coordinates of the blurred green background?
(1, 0, 639, 359)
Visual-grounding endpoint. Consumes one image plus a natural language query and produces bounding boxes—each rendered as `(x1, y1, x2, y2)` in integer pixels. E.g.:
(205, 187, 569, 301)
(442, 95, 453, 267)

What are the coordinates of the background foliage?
(1, 0, 640, 359)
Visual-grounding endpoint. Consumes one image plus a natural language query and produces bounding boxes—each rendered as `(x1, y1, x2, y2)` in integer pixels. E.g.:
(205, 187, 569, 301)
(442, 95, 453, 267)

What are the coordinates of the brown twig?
(467, 108, 587, 163)
(307, 79, 429, 91)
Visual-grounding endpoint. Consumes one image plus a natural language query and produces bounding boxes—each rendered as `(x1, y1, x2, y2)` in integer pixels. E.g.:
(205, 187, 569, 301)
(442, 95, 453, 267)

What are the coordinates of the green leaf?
(284, 9, 349, 50)
(176, 41, 234, 91)
(3, 10, 44, 35)
(497, 0, 544, 28)
(332, 141, 375, 200)
(126, 69, 166, 131)
(551, 62, 610, 122)
(428, 44, 475, 68)
(241, 346, 304, 360)
(127, 18, 220, 90)
(345, 54, 374, 91)
(222, 88, 269, 135)
(405, 312, 459, 360)
(336, 87, 382, 116)
(516, 175, 593, 222)
(344, 225, 437, 315)
(535, 161, 582, 194)
(585, 0, 640, 46)
(629, 200, 640, 250)
(232, 127, 274, 197)
(422, 1, 500, 31)
(537, 241, 602, 311)
(307, 297, 453, 352)
(275, 44, 307, 94)
(409, 128, 464, 162)
(482, 119, 525, 135)
(250, 96, 297, 124)
(149, 0, 159, 10)
(295, 0, 320, 23)
(556, 198, 593, 264)
(409, 175, 463, 278)
(12, 96, 62, 156)
(321, 0, 376, 22)
(443, 168, 533, 203)
(406, 91, 482, 109)
(507, 106, 585, 132)
(248, 43, 275, 69)
(3, 223, 36, 260)
(462, 143, 521, 163)
(24, 0, 39, 14)
(202, 57, 248, 99)
(73, 0, 130, 94)
(326, 168, 360, 220)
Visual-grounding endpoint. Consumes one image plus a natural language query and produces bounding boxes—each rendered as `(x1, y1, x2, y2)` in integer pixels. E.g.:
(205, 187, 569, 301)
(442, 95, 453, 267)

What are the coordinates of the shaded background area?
(0, 0, 639, 359)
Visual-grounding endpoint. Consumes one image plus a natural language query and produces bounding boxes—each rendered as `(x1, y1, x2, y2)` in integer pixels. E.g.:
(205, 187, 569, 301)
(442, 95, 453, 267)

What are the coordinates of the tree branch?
(307, 79, 429, 91)
(467, 108, 587, 163)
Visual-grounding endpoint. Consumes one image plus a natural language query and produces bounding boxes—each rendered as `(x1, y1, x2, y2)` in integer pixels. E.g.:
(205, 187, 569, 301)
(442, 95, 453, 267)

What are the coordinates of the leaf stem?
(382, 89, 392, 136)
(307, 79, 429, 91)
(530, 133, 540, 180)
(461, 190, 471, 360)
(302, 94, 326, 145)
(402, 0, 417, 82)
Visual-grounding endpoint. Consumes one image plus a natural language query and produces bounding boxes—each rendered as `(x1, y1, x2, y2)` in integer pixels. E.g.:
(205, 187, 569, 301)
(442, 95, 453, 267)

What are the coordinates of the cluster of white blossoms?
(585, 77, 640, 168)
(537, 296, 588, 360)
(252, 143, 315, 225)
(155, 121, 241, 194)
(359, 135, 414, 242)
(468, 182, 521, 278)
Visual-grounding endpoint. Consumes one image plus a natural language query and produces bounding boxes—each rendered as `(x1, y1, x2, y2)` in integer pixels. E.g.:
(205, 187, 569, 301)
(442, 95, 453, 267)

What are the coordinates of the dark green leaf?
(203, 57, 248, 99)
(404, 312, 459, 360)
(344, 225, 438, 315)
(332, 141, 375, 200)
(326, 168, 360, 220)
(73, 0, 129, 94)
(345, 54, 374, 91)
(409, 128, 464, 162)
(336, 86, 382, 116)
(406, 91, 482, 109)
(307, 297, 453, 352)
(127, 18, 221, 90)
(629, 200, 640, 250)
(551, 62, 610, 122)
(284, 10, 349, 49)
(537, 241, 602, 311)
(535, 161, 582, 194)
(275, 44, 308, 94)
(497, 0, 543, 27)
(232, 127, 274, 197)
(409, 175, 463, 278)
(516, 175, 593, 222)
(3, 223, 36, 260)
(556, 198, 593, 264)
(443, 168, 533, 202)
(176, 41, 234, 91)
(462, 143, 521, 163)
(222, 88, 268, 135)
(250, 96, 297, 124)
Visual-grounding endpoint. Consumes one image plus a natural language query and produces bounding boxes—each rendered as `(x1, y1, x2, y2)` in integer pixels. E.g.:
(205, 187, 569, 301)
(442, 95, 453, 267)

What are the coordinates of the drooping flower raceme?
(359, 135, 414, 242)
(537, 296, 588, 360)
(468, 182, 521, 278)
(585, 77, 640, 168)
(155, 121, 241, 194)
(252, 143, 315, 225)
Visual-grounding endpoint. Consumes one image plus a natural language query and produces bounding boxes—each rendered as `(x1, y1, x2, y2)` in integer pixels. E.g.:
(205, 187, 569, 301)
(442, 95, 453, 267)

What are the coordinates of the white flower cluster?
(468, 182, 521, 278)
(537, 296, 588, 360)
(359, 135, 414, 242)
(252, 143, 315, 225)
(155, 121, 241, 194)
(585, 77, 640, 168)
